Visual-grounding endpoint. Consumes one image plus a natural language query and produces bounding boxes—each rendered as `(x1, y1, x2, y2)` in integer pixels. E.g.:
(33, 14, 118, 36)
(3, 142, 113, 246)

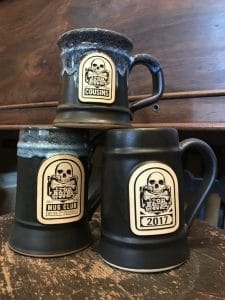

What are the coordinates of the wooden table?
(0, 213, 225, 299)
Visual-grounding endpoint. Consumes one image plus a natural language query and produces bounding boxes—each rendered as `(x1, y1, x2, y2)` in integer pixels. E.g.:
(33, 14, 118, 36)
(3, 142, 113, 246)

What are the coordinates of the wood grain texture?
(1, 0, 225, 107)
(1, 89, 224, 111)
(0, 213, 225, 299)
(1, 96, 225, 130)
(133, 96, 225, 124)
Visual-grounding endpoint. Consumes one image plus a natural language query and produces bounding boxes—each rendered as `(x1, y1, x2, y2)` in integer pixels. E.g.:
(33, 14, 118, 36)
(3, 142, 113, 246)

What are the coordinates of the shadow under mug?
(8, 127, 100, 257)
(53, 28, 164, 129)
(99, 128, 217, 272)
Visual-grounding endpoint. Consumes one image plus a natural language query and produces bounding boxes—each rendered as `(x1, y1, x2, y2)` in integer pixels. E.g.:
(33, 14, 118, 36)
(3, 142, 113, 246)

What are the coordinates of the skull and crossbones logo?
(147, 172, 166, 194)
(140, 172, 171, 213)
(48, 162, 78, 201)
(91, 58, 106, 74)
(85, 58, 109, 88)
(55, 162, 73, 184)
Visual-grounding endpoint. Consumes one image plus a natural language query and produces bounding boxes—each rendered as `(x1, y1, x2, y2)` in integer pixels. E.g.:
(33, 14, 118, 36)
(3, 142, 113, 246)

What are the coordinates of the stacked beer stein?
(8, 29, 217, 272)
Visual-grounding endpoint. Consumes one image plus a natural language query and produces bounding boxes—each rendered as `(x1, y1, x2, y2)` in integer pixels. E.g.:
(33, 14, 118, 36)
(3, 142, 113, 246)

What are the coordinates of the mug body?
(8, 127, 92, 257)
(99, 128, 189, 272)
(53, 28, 134, 128)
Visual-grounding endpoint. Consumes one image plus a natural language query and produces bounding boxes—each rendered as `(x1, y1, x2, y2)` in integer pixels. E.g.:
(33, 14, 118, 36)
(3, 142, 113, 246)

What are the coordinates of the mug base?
(8, 220, 92, 257)
(53, 106, 132, 129)
(99, 235, 189, 272)
(8, 242, 90, 258)
(53, 121, 130, 130)
(101, 256, 185, 273)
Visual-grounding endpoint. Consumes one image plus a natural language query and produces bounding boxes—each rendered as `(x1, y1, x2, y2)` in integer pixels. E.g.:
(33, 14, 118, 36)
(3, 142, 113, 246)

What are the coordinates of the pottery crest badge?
(78, 52, 115, 103)
(129, 162, 179, 235)
(37, 154, 84, 225)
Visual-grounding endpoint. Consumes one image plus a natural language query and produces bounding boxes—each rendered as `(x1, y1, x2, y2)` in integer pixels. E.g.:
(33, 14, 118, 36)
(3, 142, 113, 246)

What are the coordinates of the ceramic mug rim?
(57, 27, 133, 52)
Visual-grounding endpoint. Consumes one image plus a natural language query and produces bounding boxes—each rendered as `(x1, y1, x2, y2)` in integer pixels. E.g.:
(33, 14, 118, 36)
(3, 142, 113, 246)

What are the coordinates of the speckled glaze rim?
(57, 28, 133, 52)
(17, 126, 89, 159)
(18, 126, 89, 144)
(18, 125, 88, 133)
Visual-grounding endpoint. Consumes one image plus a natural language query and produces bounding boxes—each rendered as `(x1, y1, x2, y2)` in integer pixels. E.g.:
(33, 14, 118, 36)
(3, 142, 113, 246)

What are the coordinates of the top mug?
(53, 28, 164, 129)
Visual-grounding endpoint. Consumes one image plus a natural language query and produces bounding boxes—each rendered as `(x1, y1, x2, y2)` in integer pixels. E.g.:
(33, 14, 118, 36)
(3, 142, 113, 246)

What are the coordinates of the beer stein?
(53, 28, 164, 129)
(8, 127, 99, 257)
(99, 128, 217, 272)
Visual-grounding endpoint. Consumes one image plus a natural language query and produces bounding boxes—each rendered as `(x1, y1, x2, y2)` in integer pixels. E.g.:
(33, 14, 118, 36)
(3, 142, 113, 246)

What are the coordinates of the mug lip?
(106, 127, 178, 134)
(104, 127, 179, 148)
(19, 125, 58, 131)
(57, 28, 133, 52)
(19, 126, 88, 133)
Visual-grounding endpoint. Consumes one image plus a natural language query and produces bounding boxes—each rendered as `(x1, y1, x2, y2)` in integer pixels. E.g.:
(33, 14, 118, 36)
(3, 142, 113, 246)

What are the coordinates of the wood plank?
(0, 213, 225, 299)
(1, 89, 225, 111)
(0, 96, 225, 130)
(130, 89, 225, 101)
(0, 107, 55, 128)
(133, 96, 225, 125)
(0, 0, 225, 106)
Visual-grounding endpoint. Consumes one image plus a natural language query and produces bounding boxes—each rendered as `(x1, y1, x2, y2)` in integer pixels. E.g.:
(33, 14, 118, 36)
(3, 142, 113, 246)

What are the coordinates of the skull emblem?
(147, 172, 165, 193)
(91, 58, 105, 74)
(55, 162, 73, 184)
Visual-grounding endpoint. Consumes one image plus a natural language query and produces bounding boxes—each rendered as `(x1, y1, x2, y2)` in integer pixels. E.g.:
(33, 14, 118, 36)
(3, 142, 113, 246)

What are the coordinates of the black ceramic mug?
(99, 128, 217, 272)
(53, 28, 164, 129)
(8, 127, 100, 257)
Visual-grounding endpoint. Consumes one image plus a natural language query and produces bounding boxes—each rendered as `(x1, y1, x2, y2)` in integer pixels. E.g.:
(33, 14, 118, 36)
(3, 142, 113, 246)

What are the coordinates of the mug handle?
(179, 138, 217, 228)
(129, 54, 164, 113)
